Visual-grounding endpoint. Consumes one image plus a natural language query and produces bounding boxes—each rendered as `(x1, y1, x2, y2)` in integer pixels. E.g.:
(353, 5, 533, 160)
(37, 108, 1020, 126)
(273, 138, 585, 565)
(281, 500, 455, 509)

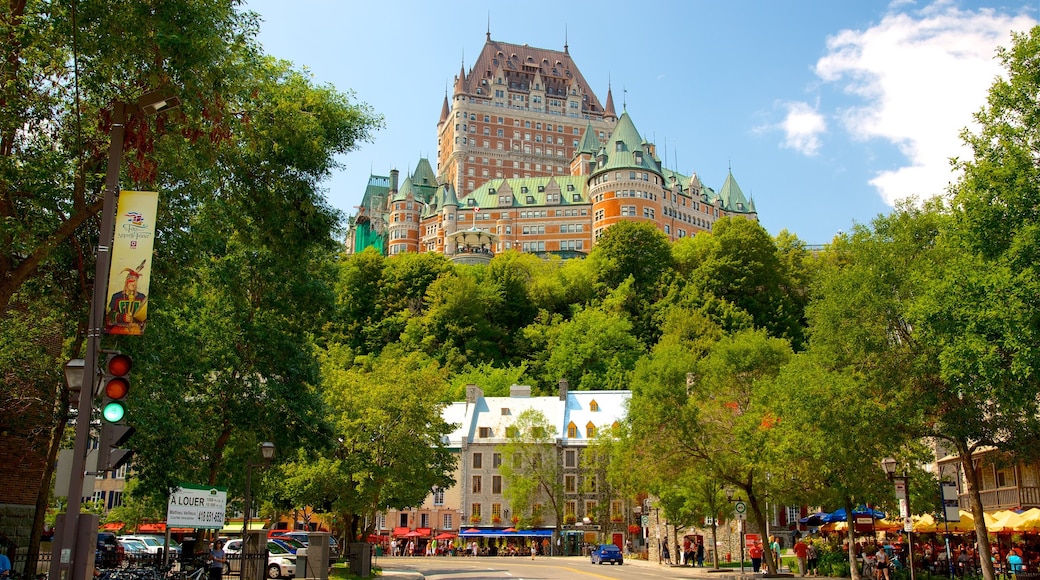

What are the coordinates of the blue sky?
(246, 0, 1036, 245)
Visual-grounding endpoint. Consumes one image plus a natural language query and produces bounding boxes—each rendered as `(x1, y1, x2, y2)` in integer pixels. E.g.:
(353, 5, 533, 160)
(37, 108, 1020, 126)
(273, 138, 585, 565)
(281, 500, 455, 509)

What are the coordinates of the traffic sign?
(734, 501, 747, 514)
(641, 515, 649, 527)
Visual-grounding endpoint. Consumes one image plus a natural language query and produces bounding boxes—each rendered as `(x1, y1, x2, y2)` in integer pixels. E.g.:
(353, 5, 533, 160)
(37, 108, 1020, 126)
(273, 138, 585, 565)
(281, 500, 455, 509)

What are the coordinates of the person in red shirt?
(794, 538, 809, 577)
(750, 543, 764, 572)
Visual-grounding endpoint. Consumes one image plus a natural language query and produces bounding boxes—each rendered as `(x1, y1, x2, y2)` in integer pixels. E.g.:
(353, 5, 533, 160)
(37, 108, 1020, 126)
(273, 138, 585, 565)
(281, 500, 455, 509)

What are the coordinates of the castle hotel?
(345, 34, 757, 261)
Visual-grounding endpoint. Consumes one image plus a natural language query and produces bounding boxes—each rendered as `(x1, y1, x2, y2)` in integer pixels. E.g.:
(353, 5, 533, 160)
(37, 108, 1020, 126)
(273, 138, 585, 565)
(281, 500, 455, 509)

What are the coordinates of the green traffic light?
(102, 401, 126, 423)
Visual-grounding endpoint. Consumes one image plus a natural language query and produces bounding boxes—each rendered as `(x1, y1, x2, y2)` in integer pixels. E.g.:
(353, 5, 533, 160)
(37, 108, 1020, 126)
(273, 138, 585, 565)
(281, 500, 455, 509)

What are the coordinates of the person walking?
(875, 547, 891, 580)
(209, 540, 227, 580)
(807, 542, 819, 576)
(794, 537, 809, 577)
(697, 539, 705, 567)
(531, 543, 537, 560)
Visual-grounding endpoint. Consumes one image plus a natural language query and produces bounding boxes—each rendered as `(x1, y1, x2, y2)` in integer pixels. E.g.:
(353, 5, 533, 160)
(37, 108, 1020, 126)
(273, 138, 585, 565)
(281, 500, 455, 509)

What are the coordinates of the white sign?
(903, 516, 914, 533)
(168, 485, 227, 529)
(734, 501, 747, 514)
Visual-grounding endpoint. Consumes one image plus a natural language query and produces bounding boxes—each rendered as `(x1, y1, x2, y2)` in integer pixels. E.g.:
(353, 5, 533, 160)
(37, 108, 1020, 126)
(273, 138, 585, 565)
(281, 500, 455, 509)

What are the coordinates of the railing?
(959, 486, 1040, 510)
(11, 551, 50, 577)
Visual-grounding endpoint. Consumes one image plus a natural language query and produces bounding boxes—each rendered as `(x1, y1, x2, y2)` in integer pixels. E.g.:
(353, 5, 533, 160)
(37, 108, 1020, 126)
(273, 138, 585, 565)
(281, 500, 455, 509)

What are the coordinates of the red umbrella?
(464, 528, 480, 533)
(502, 527, 517, 533)
(405, 530, 421, 537)
(434, 532, 455, 540)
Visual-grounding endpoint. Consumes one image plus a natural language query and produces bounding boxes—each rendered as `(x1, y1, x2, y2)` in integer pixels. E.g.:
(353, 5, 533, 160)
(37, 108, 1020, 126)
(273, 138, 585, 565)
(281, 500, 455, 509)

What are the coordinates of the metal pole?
(739, 520, 745, 574)
(50, 101, 125, 580)
(244, 461, 253, 538)
(938, 467, 955, 580)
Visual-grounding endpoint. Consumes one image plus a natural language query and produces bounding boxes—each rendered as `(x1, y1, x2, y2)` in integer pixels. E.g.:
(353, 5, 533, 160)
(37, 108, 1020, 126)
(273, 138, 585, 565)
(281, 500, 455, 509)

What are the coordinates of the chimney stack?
(558, 378, 569, 401)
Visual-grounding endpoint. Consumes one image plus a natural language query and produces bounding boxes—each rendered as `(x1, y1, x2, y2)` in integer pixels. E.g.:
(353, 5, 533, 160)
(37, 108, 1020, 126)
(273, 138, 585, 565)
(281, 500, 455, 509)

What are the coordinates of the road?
(376, 555, 766, 580)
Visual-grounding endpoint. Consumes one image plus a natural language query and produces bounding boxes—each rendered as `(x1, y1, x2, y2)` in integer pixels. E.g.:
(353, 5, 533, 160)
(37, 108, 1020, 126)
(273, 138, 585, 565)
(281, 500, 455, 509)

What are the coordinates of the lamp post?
(50, 90, 179, 580)
(936, 464, 956, 580)
(725, 486, 747, 574)
(243, 442, 276, 536)
(881, 458, 916, 580)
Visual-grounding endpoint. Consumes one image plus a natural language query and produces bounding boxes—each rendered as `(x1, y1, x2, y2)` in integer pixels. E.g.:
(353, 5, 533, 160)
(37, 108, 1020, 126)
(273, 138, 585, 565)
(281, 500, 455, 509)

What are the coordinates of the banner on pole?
(105, 191, 158, 335)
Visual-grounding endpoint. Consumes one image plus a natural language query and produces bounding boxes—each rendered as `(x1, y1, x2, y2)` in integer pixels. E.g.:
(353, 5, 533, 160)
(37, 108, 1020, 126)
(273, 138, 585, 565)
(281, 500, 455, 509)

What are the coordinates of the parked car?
(119, 535, 181, 559)
(95, 532, 121, 569)
(223, 538, 296, 579)
(591, 544, 623, 565)
(269, 537, 305, 554)
(269, 532, 340, 564)
(117, 538, 149, 565)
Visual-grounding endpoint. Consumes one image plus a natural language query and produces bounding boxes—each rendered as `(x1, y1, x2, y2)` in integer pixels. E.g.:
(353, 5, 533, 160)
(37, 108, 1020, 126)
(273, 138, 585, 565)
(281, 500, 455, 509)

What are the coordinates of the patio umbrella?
(1012, 508, 1040, 532)
(463, 528, 481, 534)
(821, 506, 886, 523)
(502, 528, 517, 533)
(434, 532, 455, 540)
(799, 512, 828, 526)
(990, 510, 1024, 533)
(405, 530, 421, 537)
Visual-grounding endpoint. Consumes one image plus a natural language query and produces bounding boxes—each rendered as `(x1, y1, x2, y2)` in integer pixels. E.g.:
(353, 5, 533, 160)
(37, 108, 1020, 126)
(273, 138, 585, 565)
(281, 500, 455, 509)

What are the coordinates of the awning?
(220, 521, 269, 533)
(392, 527, 411, 538)
(101, 522, 125, 531)
(417, 528, 432, 537)
(138, 523, 166, 533)
(458, 528, 553, 537)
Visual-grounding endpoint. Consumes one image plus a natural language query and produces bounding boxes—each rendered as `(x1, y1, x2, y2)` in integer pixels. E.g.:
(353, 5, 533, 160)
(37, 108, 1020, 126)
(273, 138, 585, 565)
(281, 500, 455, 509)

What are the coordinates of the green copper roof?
(576, 122, 601, 155)
(411, 158, 439, 203)
(465, 175, 587, 209)
(359, 174, 390, 214)
(591, 111, 660, 175)
(718, 170, 753, 213)
(393, 175, 414, 201)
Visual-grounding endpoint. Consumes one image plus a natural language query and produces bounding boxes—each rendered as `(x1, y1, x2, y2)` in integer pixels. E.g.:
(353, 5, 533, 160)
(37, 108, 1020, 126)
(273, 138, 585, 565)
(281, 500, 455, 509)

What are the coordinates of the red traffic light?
(106, 353, 132, 376)
(105, 377, 129, 400)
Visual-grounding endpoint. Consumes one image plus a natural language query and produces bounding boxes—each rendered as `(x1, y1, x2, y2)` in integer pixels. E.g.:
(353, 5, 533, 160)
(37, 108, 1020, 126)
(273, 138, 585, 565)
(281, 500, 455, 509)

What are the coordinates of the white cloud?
(778, 101, 827, 156)
(814, 2, 1035, 206)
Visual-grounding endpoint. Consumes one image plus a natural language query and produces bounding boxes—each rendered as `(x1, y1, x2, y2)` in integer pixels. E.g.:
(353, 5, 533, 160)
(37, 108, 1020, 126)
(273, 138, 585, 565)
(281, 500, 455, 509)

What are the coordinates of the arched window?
(586, 423, 596, 438)
(567, 422, 577, 438)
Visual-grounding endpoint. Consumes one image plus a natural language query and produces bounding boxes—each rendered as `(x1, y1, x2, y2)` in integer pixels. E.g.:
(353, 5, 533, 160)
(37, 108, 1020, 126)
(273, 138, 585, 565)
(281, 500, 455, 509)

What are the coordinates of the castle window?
(521, 186, 528, 194)
(526, 196, 535, 204)
(537, 186, 545, 192)
(567, 184, 575, 191)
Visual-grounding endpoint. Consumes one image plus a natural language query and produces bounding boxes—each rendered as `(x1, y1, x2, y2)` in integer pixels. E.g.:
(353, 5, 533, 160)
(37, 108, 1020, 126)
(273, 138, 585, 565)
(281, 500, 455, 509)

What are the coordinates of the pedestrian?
(209, 540, 226, 580)
(750, 542, 764, 573)
(876, 547, 891, 580)
(683, 537, 692, 566)
(771, 536, 782, 571)
(663, 543, 671, 565)
(794, 537, 809, 577)
(697, 539, 705, 567)
(531, 543, 537, 560)
(807, 542, 819, 576)
(0, 551, 11, 578)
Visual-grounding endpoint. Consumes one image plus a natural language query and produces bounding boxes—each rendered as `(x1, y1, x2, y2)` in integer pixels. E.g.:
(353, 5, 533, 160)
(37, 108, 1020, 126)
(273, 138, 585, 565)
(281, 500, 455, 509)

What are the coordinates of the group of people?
(750, 535, 789, 573)
(681, 537, 706, 566)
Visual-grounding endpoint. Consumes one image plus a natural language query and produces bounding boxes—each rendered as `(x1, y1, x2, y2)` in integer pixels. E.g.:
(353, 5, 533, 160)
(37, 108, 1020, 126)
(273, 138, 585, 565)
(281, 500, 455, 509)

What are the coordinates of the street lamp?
(50, 90, 179, 580)
(724, 486, 747, 574)
(881, 458, 916, 580)
(243, 442, 276, 535)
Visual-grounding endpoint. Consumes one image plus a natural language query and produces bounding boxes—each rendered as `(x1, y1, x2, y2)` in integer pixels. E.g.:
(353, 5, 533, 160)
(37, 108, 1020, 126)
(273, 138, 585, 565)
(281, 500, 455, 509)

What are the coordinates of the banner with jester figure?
(104, 190, 158, 336)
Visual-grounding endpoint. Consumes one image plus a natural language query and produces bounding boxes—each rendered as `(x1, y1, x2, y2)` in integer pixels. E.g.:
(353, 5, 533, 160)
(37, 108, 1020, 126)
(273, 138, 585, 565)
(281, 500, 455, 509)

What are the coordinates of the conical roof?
(593, 111, 659, 174)
(718, 170, 752, 213)
(575, 122, 601, 155)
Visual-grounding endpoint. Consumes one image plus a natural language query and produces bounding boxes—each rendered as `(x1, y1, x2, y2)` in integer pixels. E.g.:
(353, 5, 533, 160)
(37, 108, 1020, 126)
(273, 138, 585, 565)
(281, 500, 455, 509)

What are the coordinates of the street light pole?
(243, 442, 276, 536)
(881, 458, 917, 580)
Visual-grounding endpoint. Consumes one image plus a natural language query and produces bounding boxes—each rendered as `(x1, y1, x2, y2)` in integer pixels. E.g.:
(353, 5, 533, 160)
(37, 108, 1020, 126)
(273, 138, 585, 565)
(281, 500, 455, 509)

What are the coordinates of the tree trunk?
(845, 496, 861, 580)
(958, 440, 996, 580)
(748, 490, 776, 575)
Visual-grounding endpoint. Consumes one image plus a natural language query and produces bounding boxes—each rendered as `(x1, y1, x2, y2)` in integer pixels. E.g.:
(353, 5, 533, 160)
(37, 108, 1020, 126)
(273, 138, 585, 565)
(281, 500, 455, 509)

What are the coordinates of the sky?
(245, 0, 1037, 245)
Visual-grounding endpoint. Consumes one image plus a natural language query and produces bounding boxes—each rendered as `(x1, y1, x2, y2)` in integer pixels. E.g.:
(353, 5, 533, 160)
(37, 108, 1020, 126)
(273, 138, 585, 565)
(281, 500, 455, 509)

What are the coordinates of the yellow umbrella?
(1012, 508, 1040, 532)
(947, 510, 977, 533)
(989, 510, 1024, 533)
(914, 514, 939, 533)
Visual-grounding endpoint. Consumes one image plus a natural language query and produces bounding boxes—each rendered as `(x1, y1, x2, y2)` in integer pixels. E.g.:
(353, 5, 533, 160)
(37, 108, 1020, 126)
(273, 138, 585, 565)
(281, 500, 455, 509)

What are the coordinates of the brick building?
(346, 34, 757, 259)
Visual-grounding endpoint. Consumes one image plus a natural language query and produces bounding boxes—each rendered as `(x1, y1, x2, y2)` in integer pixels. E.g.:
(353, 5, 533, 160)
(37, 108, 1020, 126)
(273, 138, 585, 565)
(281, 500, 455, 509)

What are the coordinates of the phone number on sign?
(195, 511, 225, 523)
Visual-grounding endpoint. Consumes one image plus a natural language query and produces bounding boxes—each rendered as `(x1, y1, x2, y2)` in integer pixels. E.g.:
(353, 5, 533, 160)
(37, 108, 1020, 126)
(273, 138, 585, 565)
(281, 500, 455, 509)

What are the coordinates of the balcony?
(959, 486, 1040, 511)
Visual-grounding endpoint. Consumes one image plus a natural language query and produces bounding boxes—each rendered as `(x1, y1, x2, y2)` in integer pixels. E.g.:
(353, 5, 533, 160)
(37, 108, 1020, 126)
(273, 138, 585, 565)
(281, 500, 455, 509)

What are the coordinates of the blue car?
(591, 544, 623, 565)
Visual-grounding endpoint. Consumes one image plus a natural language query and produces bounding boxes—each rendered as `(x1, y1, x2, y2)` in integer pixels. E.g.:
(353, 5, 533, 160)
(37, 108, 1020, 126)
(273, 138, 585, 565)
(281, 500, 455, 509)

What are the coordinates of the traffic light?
(99, 353, 134, 472)
(101, 353, 131, 424)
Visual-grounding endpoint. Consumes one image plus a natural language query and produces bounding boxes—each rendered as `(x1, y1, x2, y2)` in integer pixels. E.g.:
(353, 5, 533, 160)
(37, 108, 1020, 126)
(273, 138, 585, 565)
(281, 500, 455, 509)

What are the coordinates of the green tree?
(540, 306, 643, 391)
(499, 409, 564, 532)
(679, 218, 807, 349)
(309, 345, 457, 542)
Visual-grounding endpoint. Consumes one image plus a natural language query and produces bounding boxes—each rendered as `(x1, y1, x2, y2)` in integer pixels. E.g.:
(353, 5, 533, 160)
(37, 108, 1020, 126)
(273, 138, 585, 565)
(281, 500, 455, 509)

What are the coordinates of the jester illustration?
(105, 259, 148, 335)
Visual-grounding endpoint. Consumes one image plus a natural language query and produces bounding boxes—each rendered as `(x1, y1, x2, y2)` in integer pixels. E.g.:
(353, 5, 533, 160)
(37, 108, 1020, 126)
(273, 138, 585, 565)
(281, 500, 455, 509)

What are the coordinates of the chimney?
(558, 378, 569, 401)
(390, 169, 399, 193)
(465, 384, 483, 404)
(509, 384, 531, 398)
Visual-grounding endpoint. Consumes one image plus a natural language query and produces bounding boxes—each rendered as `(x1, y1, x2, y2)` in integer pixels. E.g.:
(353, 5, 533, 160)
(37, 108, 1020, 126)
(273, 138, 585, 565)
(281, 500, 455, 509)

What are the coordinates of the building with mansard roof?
(345, 34, 758, 261)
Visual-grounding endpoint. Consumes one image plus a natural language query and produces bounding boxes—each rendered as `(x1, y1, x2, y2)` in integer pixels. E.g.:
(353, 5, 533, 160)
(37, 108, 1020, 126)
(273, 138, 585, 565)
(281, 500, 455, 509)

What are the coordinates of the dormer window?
(615, 141, 623, 152)
(634, 151, 643, 164)
(590, 400, 599, 412)
(537, 185, 545, 192)
(526, 196, 535, 204)
(567, 184, 575, 191)
(521, 186, 529, 193)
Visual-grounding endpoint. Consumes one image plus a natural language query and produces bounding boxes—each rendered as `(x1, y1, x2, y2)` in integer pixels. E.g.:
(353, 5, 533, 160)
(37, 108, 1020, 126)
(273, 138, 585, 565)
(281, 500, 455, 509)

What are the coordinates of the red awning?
(101, 522, 125, 531)
(392, 527, 410, 537)
(417, 528, 432, 537)
(138, 523, 166, 533)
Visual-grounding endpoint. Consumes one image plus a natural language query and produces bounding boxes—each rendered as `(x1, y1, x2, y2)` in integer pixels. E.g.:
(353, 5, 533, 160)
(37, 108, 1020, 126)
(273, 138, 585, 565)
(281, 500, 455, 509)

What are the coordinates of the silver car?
(223, 539, 296, 579)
